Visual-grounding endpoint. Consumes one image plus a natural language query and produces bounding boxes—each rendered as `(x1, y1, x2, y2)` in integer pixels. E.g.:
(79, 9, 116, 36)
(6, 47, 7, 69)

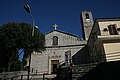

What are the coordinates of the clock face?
(86, 18, 90, 22)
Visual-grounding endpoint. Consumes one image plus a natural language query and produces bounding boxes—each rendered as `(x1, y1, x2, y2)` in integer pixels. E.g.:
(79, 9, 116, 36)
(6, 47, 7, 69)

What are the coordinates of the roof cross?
(53, 24, 58, 30)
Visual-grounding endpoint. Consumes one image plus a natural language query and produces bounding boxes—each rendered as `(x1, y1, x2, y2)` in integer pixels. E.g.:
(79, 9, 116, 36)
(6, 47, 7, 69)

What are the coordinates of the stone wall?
(0, 71, 28, 80)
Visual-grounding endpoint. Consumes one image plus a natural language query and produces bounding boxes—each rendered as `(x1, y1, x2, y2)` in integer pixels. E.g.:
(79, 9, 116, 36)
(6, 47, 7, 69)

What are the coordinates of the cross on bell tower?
(53, 24, 58, 30)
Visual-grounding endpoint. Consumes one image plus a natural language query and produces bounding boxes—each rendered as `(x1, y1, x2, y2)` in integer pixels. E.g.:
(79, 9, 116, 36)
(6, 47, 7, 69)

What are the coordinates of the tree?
(0, 22, 45, 72)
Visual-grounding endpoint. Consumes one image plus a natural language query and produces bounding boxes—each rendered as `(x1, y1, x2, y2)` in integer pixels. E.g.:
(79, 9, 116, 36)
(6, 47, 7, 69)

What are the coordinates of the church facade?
(29, 29, 87, 74)
(25, 10, 93, 74)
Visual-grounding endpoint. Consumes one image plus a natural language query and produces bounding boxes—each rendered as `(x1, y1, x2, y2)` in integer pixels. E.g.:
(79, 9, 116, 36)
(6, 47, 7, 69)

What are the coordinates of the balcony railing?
(98, 30, 120, 41)
(100, 30, 120, 36)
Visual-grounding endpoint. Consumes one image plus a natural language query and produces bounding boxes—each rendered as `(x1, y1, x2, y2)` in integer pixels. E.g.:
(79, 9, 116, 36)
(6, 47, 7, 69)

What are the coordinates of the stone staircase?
(56, 63, 98, 80)
(31, 73, 56, 80)
(72, 63, 98, 80)
(0, 71, 56, 80)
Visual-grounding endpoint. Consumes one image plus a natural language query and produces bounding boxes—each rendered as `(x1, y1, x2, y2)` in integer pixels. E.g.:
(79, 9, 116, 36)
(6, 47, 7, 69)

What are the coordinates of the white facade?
(88, 18, 120, 63)
(29, 30, 87, 74)
(98, 20, 120, 62)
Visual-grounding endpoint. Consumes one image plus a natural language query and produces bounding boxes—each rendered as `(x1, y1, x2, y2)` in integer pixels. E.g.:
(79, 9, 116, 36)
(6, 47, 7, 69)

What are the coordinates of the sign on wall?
(49, 52, 61, 59)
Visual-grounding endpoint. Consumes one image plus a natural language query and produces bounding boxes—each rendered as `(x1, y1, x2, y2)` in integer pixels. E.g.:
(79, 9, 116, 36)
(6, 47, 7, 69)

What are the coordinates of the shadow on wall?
(80, 61, 120, 80)
(72, 45, 90, 65)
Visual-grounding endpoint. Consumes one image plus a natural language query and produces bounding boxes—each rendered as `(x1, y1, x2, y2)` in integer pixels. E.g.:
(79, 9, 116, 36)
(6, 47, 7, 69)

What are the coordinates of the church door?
(51, 60, 59, 74)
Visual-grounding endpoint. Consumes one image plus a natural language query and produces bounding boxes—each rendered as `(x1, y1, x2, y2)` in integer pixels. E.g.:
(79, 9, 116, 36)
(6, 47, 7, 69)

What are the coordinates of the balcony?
(97, 30, 120, 42)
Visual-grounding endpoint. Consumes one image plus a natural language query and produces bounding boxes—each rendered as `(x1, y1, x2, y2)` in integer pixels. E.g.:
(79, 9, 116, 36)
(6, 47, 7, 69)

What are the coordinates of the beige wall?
(98, 21, 120, 35)
(103, 43, 120, 62)
(98, 20, 120, 62)
(87, 19, 120, 63)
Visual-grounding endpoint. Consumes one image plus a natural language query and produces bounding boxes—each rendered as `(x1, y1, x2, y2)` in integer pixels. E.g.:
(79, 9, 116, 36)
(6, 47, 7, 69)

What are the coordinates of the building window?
(53, 36, 58, 45)
(108, 24, 118, 35)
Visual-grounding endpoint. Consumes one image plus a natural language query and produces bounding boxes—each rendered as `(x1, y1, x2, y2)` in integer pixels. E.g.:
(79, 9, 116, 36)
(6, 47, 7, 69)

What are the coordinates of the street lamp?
(24, 4, 35, 37)
(24, 4, 35, 80)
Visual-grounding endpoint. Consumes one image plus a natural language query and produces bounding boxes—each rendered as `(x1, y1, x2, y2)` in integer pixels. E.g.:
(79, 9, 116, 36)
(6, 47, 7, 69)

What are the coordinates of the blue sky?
(0, 0, 120, 38)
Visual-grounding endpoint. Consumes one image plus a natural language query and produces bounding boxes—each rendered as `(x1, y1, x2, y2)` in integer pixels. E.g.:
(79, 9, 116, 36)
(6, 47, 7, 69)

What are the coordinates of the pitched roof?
(45, 30, 79, 38)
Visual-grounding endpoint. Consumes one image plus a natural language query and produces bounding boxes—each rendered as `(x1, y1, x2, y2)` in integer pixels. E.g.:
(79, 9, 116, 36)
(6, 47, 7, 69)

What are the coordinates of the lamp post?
(24, 4, 35, 80)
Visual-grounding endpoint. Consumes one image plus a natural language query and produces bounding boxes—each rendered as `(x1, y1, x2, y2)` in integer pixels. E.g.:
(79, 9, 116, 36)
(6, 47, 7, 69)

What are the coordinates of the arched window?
(85, 13, 90, 19)
(53, 36, 58, 45)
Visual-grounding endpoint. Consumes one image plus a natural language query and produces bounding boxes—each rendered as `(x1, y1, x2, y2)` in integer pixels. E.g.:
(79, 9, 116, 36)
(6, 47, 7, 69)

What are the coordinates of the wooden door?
(51, 60, 59, 74)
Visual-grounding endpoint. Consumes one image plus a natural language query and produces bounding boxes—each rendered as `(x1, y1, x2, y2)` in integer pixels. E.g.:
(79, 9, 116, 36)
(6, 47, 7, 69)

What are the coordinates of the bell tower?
(81, 11, 94, 40)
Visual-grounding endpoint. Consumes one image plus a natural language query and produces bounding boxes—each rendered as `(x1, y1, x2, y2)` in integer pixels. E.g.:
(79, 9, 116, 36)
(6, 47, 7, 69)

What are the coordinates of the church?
(0, 10, 120, 80)
(26, 10, 93, 74)
(29, 26, 87, 74)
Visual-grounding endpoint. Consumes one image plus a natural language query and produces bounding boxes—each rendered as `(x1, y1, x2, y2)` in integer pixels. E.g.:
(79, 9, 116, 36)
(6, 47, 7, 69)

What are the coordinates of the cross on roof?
(53, 24, 58, 30)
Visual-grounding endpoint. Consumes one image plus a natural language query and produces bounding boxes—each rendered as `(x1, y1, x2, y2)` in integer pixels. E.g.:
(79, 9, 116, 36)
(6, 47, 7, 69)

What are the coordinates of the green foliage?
(10, 59, 22, 71)
(0, 22, 45, 72)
